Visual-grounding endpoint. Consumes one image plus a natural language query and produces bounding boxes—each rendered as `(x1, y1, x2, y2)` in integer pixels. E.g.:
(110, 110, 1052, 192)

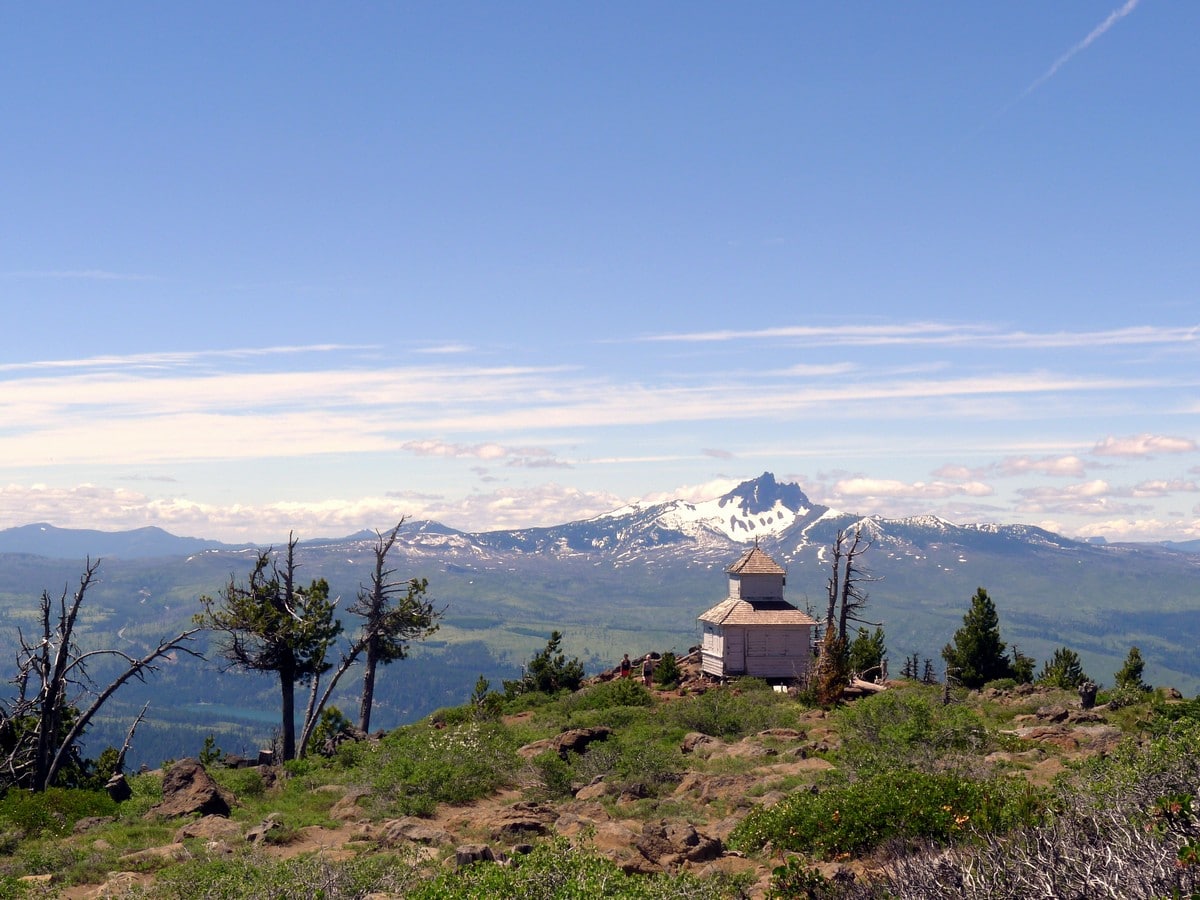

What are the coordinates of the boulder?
(74, 815, 116, 834)
(552, 727, 613, 757)
(245, 813, 284, 845)
(145, 758, 231, 819)
(175, 815, 243, 843)
(455, 843, 497, 868)
(380, 817, 455, 847)
(1035, 705, 1070, 723)
(636, 821, 723, 868)
(680, 732, 718, 755)
(329, 787, 373, 822)
(574, 778, 612, 801)
(486, 801, 554, 840)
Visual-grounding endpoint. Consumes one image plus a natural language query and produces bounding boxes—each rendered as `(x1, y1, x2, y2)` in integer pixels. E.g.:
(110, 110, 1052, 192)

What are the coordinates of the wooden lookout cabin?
(697, 545, 817, 680)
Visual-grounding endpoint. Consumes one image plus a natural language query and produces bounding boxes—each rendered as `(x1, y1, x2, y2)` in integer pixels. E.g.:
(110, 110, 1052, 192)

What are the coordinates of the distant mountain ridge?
(4, 472, 1200, 763)
(0, 523, 245, 560)
(3, 472, 1195, 562)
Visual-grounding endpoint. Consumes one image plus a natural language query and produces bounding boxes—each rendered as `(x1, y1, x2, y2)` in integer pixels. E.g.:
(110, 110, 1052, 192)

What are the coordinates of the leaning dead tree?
(297, 520, 440, 756)
(824, 525, 880, 642)
(814, 526, 880, 705)
(2, 559, 202, 791)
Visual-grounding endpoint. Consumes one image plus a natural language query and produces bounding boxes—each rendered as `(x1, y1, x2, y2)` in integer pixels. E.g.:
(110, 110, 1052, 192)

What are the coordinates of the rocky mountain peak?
(717, 472, 812, 517)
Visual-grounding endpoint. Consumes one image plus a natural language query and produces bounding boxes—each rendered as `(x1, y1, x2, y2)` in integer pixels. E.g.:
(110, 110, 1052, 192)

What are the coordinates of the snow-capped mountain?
(6, 472, 1200, 697)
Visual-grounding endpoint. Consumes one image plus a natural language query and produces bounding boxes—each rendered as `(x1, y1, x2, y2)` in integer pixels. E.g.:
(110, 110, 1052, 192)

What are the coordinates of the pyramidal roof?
(725, 545, 785, 576)
(698, 596, 817, 626)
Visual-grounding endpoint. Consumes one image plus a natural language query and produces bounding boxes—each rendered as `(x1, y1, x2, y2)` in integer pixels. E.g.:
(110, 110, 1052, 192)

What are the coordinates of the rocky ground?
(47, 656, 1132, 899)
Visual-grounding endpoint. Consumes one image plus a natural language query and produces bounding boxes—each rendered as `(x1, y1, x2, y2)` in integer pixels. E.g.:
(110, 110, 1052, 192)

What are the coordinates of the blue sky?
(2, 1, 1198, 543)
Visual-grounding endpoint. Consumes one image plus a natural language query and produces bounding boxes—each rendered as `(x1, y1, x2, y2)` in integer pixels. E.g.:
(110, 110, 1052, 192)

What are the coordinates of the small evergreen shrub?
(370, 720, 517, 816)
(407, 836, 749, 899)
(529, 750, 574, 799)
(565, 677, 654, 712)
(653, 652, 681, 688)
(666, 684, 799, 739)
(729, 768, 1045, 858)
(0, 788, 117, 838)
(146, 849, 421, 899)
(834, 683, 986, 774)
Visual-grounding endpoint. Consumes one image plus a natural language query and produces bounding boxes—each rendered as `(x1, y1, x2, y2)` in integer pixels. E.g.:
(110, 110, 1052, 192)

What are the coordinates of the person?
(642, 656, 655, 687)
(619, 653, 631, 678)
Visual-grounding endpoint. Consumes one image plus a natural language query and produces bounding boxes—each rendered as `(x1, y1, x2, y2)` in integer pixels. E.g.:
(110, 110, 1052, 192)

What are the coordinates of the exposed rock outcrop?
(145, 758, 232, 819)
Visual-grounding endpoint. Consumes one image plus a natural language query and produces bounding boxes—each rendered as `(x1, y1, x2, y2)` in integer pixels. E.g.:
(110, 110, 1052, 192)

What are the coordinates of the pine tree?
(195, 537, 341, 761)
(503, 631, 585, 697)
(1037, 646, 1088, 689)
(848, 626, 886, 677)
(1010, 645, 1036, 684)
(1114, 645, 1150, 692)
(941, 587, 1015, 690)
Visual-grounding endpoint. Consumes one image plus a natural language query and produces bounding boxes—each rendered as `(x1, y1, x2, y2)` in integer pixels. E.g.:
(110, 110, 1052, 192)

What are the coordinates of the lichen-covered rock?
(145, 758, 231, 819)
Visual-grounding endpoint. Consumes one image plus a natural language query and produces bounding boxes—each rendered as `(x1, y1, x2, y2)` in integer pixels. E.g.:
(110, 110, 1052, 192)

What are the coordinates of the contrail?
(1021, 0, 1141, 98)
(954, 0, 1142, 150)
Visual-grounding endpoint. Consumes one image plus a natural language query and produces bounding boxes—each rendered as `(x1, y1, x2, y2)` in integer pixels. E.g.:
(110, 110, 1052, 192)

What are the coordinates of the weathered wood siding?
(702, 622, 813, 678)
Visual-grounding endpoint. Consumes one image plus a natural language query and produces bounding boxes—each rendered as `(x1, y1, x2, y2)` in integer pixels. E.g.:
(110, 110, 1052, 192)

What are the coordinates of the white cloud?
(636, 477, 745, 507)
(933, 454, 1088, 481)
(0, 480, 625, 541)
(1014, 480, 1147, 517)
(1092, 434, 1198, 458)
(1073, 516, 1200, 543)
(996, 455, 1088, 477)
(1127, 480, 1200, 498)
(931, 464, 975, 480)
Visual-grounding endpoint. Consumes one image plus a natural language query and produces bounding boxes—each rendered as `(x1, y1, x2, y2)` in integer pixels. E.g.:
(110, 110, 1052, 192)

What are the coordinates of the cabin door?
(731, 629, 746, 674)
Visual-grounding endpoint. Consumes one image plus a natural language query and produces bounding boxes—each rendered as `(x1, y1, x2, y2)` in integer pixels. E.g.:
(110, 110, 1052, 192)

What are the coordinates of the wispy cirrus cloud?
(0, 269, 159, 281)
(401, 439, 570, 468)
(0, 344, 377, 375)
(832, 477, 993, 500)
(640, 322, 1198, 350)
(0, 349, 1170, 470)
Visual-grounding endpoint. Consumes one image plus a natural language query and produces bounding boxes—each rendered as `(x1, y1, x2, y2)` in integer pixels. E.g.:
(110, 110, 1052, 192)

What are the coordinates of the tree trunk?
(279, 662, 297, 761)
(359, 639, 379, 734)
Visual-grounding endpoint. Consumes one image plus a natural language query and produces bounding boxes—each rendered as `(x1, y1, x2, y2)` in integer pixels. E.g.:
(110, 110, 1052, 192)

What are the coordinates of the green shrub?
(0, 788, 117, 838)
(309, 705, 353, 752)
(370, 720, 518, 816)
(529, 750, 574, 800)
(212, 767, 265, 800)
(564, 677, 655, 713)
(1037, 646, 1089, 689)
(504, 631, 585, 698)
(654, 652, 682, 688)
(729, 768, 1045, 858)
(834, 683, 986, 774)
(984, 677, 1018, 691)
(145, 848, 421, 899)
(666, 684, 798, 739)
(767, 858, 834, 900)
(408, 836, 749, 899)
(198, 734, 225, 767)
